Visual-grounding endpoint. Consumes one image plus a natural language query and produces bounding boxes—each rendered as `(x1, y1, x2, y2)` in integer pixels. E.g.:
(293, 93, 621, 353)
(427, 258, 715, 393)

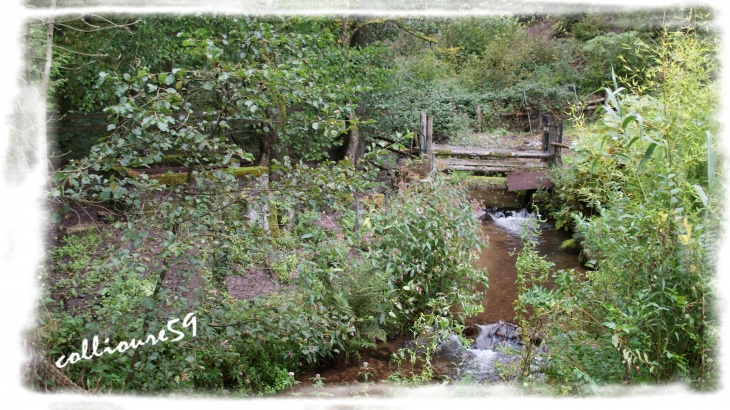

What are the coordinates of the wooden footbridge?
(412, 111, 567, 191)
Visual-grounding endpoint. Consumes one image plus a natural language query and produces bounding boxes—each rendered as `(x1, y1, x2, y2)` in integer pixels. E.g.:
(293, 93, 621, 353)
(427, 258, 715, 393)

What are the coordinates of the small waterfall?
(481, 208, 541, 241)
(433, 322, 523, 383)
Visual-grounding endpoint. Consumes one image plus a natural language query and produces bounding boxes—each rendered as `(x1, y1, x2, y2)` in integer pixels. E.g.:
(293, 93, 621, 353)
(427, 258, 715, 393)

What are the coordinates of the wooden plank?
(507, 170, 553, 191)
(583, 96, 606, 106)
(432, 144, 554, 159)
(442, 164, 519, 173)
(437, 158, 547, 168)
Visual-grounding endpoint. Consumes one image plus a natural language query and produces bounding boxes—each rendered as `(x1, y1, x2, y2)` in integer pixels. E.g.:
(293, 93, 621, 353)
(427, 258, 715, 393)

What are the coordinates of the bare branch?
(53, 45, 109, 57)
(55, 20, 139, 34)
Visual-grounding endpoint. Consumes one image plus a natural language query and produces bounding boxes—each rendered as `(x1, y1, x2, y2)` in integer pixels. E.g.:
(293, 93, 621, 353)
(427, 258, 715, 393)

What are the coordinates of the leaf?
(311, 122, 319, 130)
(626, 136, 640, 149)
(706, 131, 716, 190)
(621, 114, 636, 130)
(693, 185, 708, 207)
(158, 73, 167, 84)
(637, 142, 657, 170)
(107, 123, 116, 131)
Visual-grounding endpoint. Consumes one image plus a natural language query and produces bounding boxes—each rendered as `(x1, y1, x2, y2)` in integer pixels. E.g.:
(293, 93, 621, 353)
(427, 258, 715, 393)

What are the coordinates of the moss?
(560, 238, 582, 254)
(465, 176, 508, 190)
(149, 172, 189, 185)
(226, 166, 269, 179)
(130, 166, 270, 186)
(160, 155, 186, 166)
(268, 207, 280, 237)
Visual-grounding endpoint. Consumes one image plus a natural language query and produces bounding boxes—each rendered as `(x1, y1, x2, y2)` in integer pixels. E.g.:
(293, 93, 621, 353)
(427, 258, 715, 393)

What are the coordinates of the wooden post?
(410, 127, 417, 157)
(426, 115, 434, 172)
(419, 111, 427, 160)
(523, 90, 532, 133)
(354, 197, 360, 234)
(548, 124, 557, 157)
(555, 118, 563, 166)
(557, 118, 563, 144)
(542, 115, 550, 152)
(476, 104, 482, 133)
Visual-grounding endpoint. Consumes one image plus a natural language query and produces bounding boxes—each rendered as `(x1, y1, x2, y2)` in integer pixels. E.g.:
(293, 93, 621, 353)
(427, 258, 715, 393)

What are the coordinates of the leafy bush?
(525, 17, 720, 392)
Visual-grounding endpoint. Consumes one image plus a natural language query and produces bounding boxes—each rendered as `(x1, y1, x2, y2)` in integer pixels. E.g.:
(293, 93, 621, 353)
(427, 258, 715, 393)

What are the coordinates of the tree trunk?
(345, 111, 360, 162)
(339, 16, 363, 163)
(25, 20, 32, 85)
(40, 0, 56, 99)
(257, 108, 276, 167)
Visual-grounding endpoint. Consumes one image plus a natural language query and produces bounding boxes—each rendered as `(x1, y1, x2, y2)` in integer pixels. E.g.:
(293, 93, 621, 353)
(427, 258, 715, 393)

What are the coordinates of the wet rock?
(474, 321, 521, 350)
(463, 324, 479, 338)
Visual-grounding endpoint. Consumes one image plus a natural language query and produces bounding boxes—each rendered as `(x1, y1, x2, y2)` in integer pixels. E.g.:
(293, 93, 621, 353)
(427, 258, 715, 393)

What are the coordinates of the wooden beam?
(432, 144, 554, 159)
(437, 158, 547, 170)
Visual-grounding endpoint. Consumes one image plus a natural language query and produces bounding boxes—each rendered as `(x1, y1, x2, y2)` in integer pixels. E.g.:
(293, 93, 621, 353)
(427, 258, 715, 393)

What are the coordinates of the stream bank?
(286, 190, 587, 396)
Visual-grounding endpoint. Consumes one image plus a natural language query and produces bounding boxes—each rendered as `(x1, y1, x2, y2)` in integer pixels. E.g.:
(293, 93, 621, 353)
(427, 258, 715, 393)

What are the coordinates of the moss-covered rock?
(268, 207, 280, 237)
(149, 172, 189, 185)
(560, 238, 582, 254)
(226, 166, 269, 178)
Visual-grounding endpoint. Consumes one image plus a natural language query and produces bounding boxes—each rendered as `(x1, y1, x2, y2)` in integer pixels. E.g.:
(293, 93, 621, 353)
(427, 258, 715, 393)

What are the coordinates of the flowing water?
(288, 192, 587, 395)
(428, 206, 587, 383)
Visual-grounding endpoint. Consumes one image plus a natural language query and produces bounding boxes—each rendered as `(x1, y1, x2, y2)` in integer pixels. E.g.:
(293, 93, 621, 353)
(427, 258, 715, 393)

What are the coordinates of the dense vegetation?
(16, 5, 721, 396)
(522, 17, 721, 392)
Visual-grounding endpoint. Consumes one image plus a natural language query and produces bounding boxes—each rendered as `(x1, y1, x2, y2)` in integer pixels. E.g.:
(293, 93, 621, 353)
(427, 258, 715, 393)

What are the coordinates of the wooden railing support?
(419, 111, 427, 160)
(476, 104, 482, 133)
(426, 115, 434, 172)
(542, 115, 550, 152)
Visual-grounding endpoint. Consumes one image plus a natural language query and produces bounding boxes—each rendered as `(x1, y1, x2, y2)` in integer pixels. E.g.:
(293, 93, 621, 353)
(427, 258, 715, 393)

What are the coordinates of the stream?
(288, 192, 587, 396)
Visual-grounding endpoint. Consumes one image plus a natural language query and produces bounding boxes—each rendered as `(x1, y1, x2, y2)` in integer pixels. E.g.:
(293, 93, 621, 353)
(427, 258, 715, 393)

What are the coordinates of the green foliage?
(513, 212, 553, 382)
(527, 17, 720, 392)
(390, 295, 473, 383)
(578, 31, 644, 93)
(50, 231, 106, 299)
(39, 136, 487, 395)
